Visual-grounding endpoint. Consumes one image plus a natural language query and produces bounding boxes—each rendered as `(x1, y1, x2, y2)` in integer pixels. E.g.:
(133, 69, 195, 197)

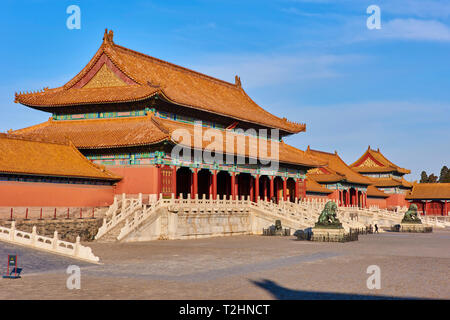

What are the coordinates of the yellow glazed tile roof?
(0, 133, 121, 180)
(15, 29, 305, 134)
(350, 146, 411, 175)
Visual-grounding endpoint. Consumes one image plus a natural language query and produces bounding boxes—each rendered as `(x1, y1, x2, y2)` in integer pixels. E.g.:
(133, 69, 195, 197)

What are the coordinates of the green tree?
(428, 174, 438, 183)
(420, 171, 428, 183)
(439, 166, 450, 183)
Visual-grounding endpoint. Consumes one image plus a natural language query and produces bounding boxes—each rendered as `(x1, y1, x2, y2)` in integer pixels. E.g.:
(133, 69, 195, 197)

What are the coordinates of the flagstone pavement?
(1, 229, 449, 300)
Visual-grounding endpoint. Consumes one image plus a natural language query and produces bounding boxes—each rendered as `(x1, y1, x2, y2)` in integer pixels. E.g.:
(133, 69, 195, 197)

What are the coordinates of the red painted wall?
(409, 200, 449, 216)
(386, 193, 409, 209)
(367, 197, 387, 209)
(108, 166, 159, 195)
(327, 190, 340, 202)
(305, 193, 330, 200)
(0, 181, 114, 207)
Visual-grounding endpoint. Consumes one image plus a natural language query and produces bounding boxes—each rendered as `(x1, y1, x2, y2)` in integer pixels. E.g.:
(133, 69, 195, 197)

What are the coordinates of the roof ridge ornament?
(103, 28, 114, 44)
(235, 75, 241, 88)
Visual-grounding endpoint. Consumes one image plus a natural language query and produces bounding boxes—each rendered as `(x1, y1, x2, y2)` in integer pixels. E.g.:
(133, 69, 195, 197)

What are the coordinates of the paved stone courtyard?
(1, 229, 449, 300)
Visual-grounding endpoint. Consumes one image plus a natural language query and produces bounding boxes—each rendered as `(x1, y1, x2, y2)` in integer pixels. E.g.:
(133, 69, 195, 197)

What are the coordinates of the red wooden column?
(269, 176, 274, 201)
(263, 178, 268, 199)
(212, 170, 217, 200)
(235, 173, 239, 199)
(156, 165, 162, 199)
(192, 168, 198, 199)
(444, 200, 448, 216)
(255, 175, 260, 203)
(424, 201, 429, 215)
(231, 172, 236, 200)
(295, 178, 299, 201)
(172, 166, 177, 198)
(283, 178, 287, 201)
(346, 191, 349, 207)
(209, 174, 213, 197)
(301, 179, 306, 199)
(249, 176, 254, 202)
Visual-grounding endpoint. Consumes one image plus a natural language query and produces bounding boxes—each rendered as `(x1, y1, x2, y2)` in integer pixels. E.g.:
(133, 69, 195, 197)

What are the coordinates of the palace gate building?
(9, 29, 325, 207)
(350, 146, 413, 208)
(304, 147, 373, 207)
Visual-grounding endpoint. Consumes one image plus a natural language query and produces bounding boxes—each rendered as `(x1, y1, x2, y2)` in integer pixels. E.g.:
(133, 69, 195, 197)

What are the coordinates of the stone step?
(96, 220, 127, 242)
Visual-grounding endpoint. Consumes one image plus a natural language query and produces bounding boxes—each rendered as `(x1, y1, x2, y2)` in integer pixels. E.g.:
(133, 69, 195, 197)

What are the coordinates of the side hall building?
(406, 183, 450, 216)
(0, 133, 120, 207)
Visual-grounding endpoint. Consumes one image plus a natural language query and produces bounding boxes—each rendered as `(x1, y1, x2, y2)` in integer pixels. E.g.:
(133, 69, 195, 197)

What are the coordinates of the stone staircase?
(96, 220, 128, 242)
(94, 193, 146, 242)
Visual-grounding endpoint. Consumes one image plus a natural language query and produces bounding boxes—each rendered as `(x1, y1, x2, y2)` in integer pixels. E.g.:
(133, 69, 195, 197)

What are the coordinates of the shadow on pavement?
(251, 279, 419, 300)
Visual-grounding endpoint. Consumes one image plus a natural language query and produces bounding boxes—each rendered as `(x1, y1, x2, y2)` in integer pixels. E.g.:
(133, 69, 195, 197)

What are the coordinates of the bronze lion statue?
(402, 204, 422, 224)
(316, 201, 342, 228)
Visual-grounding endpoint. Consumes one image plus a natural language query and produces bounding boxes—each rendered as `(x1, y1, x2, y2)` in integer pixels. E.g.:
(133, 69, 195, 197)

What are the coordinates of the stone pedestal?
(311, 227, 347, 242)
(400, 223, 432, 233)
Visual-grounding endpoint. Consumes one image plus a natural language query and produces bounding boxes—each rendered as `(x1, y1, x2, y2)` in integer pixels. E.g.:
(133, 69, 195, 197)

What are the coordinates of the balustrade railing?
(0, 222, 100, 263)
(95, 193, 144, 240)
(101, 193, 415, 241)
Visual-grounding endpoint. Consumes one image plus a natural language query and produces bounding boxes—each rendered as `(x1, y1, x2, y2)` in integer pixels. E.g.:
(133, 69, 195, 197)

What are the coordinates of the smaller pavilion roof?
(350, 146, 411, 175)
(0, 133, 121, 181)
(366, 185, 389, 198)
(305, 179, 333, 194)
(305, 147, 372, 185)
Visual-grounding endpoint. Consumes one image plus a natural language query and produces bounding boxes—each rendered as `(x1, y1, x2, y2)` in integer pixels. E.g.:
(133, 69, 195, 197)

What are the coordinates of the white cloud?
(191, 53, 364, 88)
(381, 0, 450, 19)
(380, 18, 450, 42)
(282, 100, 450, 180)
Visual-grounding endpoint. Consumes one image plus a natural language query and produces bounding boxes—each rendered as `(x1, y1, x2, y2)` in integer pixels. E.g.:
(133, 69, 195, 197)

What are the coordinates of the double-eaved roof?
(0, 133, 121, 181)
(350, 146, 410, 175)
(14, 29, 305, 135)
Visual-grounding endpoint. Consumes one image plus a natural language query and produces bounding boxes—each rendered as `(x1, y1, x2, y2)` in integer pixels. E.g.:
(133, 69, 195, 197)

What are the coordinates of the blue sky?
(0, 0, 449, 180)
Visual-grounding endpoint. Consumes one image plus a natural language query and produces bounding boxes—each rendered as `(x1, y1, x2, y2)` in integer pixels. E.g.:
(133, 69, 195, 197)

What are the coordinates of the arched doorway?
(217, 171, 231, 199)
(197, 169, 212, 199)
(176, 167, 191, 199)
